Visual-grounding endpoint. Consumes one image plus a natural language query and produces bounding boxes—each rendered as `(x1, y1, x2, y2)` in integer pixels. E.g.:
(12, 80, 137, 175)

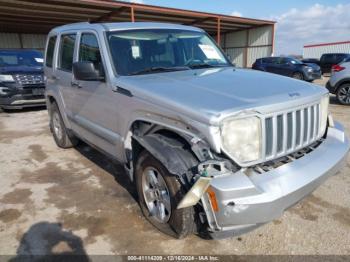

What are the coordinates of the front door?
(71, 31, 121, 158)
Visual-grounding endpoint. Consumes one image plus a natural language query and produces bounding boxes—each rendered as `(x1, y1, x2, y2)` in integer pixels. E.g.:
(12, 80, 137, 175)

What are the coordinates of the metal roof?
(304, 40, 350, 48)
(50, 22, 204, 34)
(0, 0, 275, 35)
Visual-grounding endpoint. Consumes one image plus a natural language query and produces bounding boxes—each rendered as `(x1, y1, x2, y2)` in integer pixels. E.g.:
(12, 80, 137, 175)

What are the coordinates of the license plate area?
(32, 88, 45, 95)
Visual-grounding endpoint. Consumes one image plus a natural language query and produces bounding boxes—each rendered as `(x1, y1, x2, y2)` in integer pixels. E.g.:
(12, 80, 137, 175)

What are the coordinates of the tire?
(292, 72, 304, 80)
(336, 83, 350, 105)
(50, 102, 78, 148)
(135, 150, 194, 238)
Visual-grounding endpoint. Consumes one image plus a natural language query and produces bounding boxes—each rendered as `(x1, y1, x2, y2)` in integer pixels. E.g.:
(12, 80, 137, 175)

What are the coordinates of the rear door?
(265, 57, 280, 74)
(44, 35, 57, 94)
(55, 32, 78, 119)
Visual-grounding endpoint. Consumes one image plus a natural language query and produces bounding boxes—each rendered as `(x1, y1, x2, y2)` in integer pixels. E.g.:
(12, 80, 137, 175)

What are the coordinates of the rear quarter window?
(58, 34, 76, 71)
(45, 36, 57, 67)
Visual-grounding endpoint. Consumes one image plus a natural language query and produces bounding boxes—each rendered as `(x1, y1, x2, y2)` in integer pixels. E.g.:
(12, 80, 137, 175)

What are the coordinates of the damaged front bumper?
(201, 122, 349, 239)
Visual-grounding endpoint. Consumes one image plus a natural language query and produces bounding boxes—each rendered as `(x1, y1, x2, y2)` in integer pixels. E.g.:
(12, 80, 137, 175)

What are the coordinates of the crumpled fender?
(133, 133, 198, 176)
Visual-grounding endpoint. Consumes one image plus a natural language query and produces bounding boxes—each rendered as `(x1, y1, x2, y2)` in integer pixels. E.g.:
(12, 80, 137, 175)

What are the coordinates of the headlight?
(307, 67, 313, 72)
(319, 94, 329, 137)
(0, 74, 14, 82)
(221, 116, 262, 163)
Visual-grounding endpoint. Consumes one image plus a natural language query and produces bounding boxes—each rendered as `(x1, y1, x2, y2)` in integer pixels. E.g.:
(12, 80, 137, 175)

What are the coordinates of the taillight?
(332, 64, 345, 72)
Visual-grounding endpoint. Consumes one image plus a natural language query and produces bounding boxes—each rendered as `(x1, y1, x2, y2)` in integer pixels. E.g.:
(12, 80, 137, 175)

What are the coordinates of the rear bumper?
(304, 71, 322, 81)
(205, 122, 349, 238)
(326, 81, 337, 94)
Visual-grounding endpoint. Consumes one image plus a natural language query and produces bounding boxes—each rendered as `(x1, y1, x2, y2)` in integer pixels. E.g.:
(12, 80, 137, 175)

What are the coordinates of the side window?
(79, 33, 102, 70)
(45, 36, 57, 67)
(270, 57, 278, 64)
(58, 34, 76, 71)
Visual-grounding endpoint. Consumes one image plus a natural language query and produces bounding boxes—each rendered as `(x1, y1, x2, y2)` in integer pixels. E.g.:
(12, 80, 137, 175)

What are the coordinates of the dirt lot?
(0, 77, 350, 257)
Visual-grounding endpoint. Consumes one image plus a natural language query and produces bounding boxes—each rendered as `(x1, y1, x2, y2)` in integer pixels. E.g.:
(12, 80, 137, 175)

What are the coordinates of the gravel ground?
(0, 77, 350, 257)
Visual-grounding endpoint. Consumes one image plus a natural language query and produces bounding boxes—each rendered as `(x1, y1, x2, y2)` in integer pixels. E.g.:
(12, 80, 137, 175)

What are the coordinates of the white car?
(327, 57, 350, 105)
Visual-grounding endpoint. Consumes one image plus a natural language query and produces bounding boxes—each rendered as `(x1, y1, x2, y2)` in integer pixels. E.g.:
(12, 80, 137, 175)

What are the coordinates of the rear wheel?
(135, 150, 194, 238)
(336, 83, 350, 105)
(292, 72, 304, 80)
(50, 102, 78, 148)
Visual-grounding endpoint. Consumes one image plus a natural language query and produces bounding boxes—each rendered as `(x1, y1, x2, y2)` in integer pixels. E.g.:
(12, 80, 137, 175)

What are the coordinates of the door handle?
(71, 81, 82, 88)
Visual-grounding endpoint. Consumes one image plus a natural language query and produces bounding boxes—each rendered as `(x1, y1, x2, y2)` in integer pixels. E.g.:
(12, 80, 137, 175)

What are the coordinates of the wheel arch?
(335, 78, 350, 93)
(125, 119, 210, 182)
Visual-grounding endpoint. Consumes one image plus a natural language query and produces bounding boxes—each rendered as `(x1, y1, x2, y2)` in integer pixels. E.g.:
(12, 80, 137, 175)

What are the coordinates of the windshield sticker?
(35, 58, 44, 63)
(131, 45, 141, 59)
(199, 44, 221, 60)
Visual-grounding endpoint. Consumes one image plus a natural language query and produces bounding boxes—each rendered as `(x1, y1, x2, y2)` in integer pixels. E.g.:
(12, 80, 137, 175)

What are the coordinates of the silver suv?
(327, 57, 350, 105)
(44, 22, 349, 239)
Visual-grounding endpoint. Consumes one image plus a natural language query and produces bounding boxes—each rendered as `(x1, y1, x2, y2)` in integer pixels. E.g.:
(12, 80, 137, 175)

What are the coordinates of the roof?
(0, 0, 275, 34)
(51, 22, 203, 33)
(304, 40, 350, 48)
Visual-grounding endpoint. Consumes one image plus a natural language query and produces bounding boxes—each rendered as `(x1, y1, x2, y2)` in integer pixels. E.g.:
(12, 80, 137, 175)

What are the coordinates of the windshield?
(289, 58, 303, 65)
(0, 50, 43, 67)
(107, 29, 231, 76)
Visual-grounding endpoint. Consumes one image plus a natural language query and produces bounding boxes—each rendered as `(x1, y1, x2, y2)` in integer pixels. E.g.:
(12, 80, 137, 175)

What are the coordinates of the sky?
(120, 0, 350, 55)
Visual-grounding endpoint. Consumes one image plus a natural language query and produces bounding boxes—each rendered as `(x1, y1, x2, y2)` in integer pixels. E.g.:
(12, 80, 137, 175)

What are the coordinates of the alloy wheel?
(52, 112, 63, 140)
(338, 85, 350, 105)
(142, 167, 171, 223)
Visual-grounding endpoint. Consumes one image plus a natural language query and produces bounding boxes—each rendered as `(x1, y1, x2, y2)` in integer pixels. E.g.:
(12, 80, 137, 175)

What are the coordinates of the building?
(0, 0, 275, 68)
(303, 41, 350, 59)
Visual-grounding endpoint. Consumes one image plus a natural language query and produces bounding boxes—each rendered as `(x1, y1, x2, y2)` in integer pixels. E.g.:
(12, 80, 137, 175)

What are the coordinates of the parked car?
(252, 57, 321, 82)
(320, 53, 350, 74)
(302, 58, 320, 66)
(0, 49, 45, 110)
(45, 22, 349, 239)
(326, 57, 350, 105)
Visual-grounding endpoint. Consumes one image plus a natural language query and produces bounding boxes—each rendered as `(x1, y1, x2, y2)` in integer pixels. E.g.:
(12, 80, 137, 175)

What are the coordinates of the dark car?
(302, 58, 320, 66)
(319, 53, 350, 74)
(0, 49, 45, 110)
(252, 57, 322, 82)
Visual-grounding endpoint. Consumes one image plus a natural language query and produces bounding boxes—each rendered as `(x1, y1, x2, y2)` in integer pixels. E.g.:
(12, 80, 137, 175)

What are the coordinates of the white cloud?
(230, 11, 242, 17)
(273, 3, 350, 56)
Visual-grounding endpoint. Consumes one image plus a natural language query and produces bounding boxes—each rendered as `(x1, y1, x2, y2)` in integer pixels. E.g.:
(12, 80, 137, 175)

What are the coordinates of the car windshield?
(107, 29, 231, 76)
(0, 50, 43, 67)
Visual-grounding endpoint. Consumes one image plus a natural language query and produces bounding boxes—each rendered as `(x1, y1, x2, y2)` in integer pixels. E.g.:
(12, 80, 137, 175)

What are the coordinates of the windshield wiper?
(129, 66, 190, 76)
(187, 62, 229, 69)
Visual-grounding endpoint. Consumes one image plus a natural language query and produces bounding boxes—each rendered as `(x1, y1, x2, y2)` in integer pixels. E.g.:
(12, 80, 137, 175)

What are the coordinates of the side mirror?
(73, 61, 104, 81)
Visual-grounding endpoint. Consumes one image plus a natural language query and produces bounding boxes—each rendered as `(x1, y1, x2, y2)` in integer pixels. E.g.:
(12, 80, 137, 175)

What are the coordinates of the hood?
(304, 63, 320, 70)
(118, 67, 327, 125)
(0, 65, 43, 75)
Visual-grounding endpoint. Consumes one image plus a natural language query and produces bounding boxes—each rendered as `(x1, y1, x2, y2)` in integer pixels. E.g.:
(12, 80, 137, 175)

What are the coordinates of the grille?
(263, 102, 321, 160)
(13, 74, 44, 86)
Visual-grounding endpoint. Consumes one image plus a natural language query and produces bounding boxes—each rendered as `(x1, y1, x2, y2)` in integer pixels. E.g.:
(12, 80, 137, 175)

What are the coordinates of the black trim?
(335, 78, 350, 92)
(115, 86, 133, 97)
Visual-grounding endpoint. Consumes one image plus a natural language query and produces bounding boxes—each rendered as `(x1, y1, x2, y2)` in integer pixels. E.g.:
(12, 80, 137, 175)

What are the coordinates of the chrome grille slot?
(13, 74, 44, 86)
(265, 117, 273, 157)
(277, 115, 283, 153)
(263, 102, 321, 160)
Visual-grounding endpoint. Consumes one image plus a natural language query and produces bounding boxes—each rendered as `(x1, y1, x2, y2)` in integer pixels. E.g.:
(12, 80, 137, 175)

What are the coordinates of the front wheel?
(135, 151, 195, 238)
(336, 83, 350, 105)
(292, 72, 304, 80)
